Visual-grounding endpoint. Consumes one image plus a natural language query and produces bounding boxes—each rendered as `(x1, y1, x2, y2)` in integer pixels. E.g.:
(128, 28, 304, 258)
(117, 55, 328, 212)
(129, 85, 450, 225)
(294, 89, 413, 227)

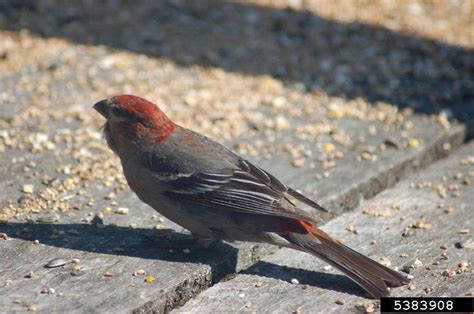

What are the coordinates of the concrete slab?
(0, 46, 466, 313)
(178, 143, 474, 313)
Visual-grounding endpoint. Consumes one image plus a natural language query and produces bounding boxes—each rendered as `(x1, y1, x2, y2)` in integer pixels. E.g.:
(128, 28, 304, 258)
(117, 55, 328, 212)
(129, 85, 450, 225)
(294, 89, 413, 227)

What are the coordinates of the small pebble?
(104, 272, 113, 277)
(458, 229, 470, 234)
(335, 299, 345, 305)
(22, 184, 34, 194)
(114, 207, 129, 215)
(45, 258, 67, 268)
(134, 269, 146, 276)
(290, 278, 300, 284)
(27, 304, 37, 312)
(70, 270, 84, 277)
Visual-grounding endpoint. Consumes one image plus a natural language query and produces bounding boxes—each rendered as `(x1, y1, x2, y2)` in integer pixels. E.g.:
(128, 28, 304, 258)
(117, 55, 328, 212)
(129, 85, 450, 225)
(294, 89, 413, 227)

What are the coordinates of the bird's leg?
(192, 234, 222, 249)
(141, 231, 220, 249)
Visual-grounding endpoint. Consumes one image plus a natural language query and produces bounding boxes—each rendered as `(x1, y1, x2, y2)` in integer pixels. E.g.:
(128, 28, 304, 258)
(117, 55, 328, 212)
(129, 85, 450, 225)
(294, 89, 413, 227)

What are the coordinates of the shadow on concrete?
(1, 221, 368, 297)
(0, 1, 473, 135)
(243, 260, 368, 297)
(0, 221, 238, 283)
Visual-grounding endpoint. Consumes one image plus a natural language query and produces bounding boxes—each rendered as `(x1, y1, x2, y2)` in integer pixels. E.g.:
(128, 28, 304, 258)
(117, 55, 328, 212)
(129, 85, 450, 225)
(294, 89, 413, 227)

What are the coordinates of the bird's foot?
(141, 231, 220, 250)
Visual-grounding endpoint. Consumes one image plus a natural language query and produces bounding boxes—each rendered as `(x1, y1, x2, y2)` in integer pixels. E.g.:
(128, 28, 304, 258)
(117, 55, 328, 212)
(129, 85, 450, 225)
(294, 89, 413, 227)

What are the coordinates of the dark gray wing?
(162, 159, 328, 222)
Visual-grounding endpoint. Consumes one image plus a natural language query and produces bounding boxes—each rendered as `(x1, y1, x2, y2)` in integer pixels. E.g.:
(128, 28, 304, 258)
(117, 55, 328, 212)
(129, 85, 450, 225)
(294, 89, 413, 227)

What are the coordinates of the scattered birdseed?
(335, 299, 345, 305)
(458, 261, 469, 268)
(294, 306, 303, 314)
(27, 304, 37, 312)
(345, 225, 358, 234)
(104, 272, 113, 277)
(255, 281, 263, 287)
(114, 207, 129, 215)
(145, 275, 155, 283)
(45, 258, 67, 268)
(411, 259, 423, 269)
(409, 219, 432, 230)
(458, 229, 470, 234)
(407, 139, 420, 148)
(444, 205, 454, 214)
(322, 143, 336, 153)
(40, 287, 55, 294)
(355, 301, 374, 313)
(408, 284, 416, 290)
(378, 257, 391, 267)
(25, 271, 36, 279)
(441, 269, 456, 277)
(292, 158, 305, 168)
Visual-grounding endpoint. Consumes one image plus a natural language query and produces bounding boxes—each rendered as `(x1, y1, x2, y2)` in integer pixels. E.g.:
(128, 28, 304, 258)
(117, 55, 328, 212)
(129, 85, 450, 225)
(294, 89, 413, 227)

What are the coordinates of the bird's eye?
(111, 106, 143, 122)
(112, 107, 125, 117)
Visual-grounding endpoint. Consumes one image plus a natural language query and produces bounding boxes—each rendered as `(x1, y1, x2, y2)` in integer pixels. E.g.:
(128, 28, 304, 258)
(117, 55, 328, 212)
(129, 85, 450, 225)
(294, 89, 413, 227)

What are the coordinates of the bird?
(93, 94, 409, 298)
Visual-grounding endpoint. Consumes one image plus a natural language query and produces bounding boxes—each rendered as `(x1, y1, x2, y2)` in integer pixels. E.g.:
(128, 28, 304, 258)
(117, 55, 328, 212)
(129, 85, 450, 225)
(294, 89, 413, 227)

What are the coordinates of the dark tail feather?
(286, 230, 409, 298)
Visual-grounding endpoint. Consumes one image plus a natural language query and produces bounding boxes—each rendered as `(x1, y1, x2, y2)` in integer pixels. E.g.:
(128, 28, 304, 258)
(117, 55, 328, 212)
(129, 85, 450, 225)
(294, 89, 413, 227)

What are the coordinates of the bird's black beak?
(93, 99, 110, 118)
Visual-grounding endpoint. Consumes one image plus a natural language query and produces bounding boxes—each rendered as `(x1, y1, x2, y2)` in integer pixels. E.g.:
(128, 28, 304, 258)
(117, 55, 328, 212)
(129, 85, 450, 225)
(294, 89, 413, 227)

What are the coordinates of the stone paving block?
(177, 143, 474, 313)
(0, 45, 466, 312)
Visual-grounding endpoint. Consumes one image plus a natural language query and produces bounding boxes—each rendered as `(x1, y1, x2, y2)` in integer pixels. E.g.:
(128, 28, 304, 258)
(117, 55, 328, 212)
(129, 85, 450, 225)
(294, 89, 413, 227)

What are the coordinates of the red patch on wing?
(299, 219, 317, 233)
(283, 219, 335, 242)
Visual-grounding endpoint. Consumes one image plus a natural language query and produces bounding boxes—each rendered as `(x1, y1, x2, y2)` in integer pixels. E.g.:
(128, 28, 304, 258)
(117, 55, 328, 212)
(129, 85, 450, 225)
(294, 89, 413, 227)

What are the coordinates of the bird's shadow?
(243, 260, 368, 298)
(0, 221, 367, 297)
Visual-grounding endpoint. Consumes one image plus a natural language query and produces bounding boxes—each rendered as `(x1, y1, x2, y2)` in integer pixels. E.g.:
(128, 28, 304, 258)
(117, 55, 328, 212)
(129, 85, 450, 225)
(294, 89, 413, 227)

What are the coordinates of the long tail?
(284, 220, 409, 298)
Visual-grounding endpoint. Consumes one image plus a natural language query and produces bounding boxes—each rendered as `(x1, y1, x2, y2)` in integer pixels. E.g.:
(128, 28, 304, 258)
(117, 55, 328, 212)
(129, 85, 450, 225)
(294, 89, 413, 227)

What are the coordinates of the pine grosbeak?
(93, 95, 408, 298)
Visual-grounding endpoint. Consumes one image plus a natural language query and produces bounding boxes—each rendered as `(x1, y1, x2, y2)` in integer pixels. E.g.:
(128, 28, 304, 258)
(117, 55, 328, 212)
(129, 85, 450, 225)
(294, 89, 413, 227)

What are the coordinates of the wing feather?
(159, 159, 327, 222)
